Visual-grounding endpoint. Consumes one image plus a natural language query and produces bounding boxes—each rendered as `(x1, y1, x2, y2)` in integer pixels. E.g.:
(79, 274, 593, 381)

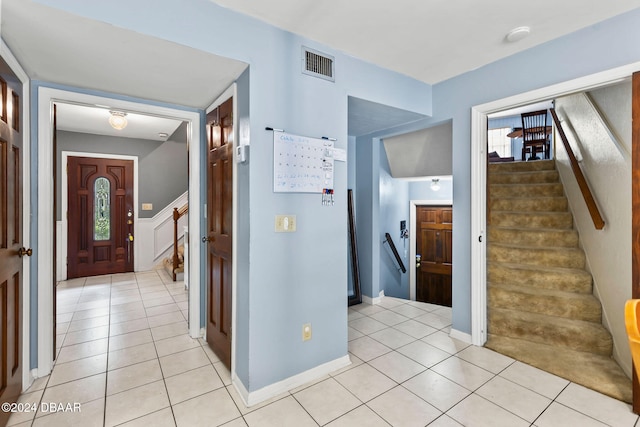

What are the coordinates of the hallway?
(5, 271, 638, 426)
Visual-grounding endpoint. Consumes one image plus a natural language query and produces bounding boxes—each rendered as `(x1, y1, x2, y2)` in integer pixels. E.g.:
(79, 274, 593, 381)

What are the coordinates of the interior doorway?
(470, 62, 639, 347)
(36, 86, 203, 376)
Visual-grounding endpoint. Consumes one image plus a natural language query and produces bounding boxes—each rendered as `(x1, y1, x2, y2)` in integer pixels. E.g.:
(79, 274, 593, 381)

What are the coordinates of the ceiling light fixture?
(108, 111, 128, 130)
(158, 132, 169, 139)
(505, 26, 531, 43)
(431, 178, 441, 191)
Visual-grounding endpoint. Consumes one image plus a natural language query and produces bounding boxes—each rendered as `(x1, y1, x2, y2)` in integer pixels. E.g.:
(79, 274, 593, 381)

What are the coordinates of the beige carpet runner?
(485, 159, 631, 403)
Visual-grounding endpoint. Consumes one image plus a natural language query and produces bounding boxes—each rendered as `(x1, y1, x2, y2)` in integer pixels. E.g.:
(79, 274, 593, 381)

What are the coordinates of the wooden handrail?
(171, 203, 189, 281)
(550, 108, 605, 230)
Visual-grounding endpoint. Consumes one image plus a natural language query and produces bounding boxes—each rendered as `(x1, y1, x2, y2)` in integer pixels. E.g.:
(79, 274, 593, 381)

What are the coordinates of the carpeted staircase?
(485, 159, 631, 403)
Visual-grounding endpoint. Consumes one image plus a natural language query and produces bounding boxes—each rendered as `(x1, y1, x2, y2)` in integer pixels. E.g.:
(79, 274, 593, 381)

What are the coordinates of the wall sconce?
(109, 111, 128, 130)
(430, 178, 440, 191)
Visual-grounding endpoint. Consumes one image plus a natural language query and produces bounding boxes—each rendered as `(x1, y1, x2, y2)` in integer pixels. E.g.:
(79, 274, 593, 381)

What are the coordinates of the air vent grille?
(302, 47, 335, 82)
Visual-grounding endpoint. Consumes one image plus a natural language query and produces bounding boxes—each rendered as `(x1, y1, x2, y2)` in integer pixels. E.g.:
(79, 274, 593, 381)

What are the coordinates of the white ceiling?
(1, 0, 248, 109)
(56, 103, 184, 142)
(2, 0, 639, 138)
(210, 0, 640, 84)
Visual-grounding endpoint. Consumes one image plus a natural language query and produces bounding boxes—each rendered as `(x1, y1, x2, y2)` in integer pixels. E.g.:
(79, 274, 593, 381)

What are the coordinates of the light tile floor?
(7, 270, 640, 426)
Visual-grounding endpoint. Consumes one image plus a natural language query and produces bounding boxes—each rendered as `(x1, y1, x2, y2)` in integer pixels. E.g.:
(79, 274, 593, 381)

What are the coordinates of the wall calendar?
(273, 130, 334, 193)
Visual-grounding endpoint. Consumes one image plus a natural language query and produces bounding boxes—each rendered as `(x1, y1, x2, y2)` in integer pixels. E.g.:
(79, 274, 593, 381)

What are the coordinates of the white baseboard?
(450, 328, 473, 345)
(362, 290, 385, 305)
(233, 355, 351, 407)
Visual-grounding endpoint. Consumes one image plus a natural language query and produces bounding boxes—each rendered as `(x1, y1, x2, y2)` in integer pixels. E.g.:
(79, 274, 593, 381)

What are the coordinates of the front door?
(0, 67, 24, 426)
(416, 206, 453, 306)
(205, 97, 233, 369)
(67, 157, 134, 279)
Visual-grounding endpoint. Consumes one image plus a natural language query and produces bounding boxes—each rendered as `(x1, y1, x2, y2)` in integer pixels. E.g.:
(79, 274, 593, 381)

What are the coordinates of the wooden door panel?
(416, 206, 453, 307)
(0, 70, 22, 427)
(206, 97, 233, 369)
(67, 157, 134, 278)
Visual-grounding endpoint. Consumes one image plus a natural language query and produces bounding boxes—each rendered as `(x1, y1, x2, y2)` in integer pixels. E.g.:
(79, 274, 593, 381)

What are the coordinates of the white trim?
(204, 84, 238, 381)
(362, 290, 385, 305)
(409, 199, 453, 301)
(233, 355, 351, 407)
(1, 39, 33, 390)
(59, 151, 139, 281)
(470, 61, 640, 347)
(37, 87, 202, 376)
(449, 328, 472, 344)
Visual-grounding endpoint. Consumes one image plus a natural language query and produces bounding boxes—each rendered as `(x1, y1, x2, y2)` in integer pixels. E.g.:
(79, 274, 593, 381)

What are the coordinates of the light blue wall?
(431, 8, 640, 335)
(379, 144, 409, 299)
(32, 0, 433, 392)
(409, 179, 453, 202)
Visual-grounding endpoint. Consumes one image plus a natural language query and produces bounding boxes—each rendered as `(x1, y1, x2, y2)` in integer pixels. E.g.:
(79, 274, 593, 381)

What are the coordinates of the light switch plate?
(275, 215, 296, 232)
(141, 203, 153, 211)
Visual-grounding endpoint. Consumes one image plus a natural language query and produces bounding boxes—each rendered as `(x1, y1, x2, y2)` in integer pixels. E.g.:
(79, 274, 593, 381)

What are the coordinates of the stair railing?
(171, 203, 189, 281)
(550, 108, 605, 230)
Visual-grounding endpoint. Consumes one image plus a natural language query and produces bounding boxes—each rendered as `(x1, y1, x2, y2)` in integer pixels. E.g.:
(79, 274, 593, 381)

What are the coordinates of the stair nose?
(488, 262, 592, 293)
(488, 307, 612, 356)
(488, 243, 585, 269)
(488, 159, 555, 172)
(488, 226, 578, 248)
(488, 283, 601, 322)
(491, 211, 573, 229)
(490, 183, 564, 198)
(489, 169, 559, 184)
(489, 196, 568, 212)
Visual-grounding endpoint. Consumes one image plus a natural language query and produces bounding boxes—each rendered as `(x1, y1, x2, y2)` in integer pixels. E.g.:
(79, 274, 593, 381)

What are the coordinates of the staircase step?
(490, 211, 573, 229)
(485, 335, 631, 403)
(488, 159, 556, 173)
(490, 183, 564, 198)
(488, 307, 612, 355)
(489, 243, 585, 269)
(488, 226, 578, 248)
(488, 262, 592, 293)
(488, 282, 601, 322)
(490, 196, 568, 212)
(489, 169, 559, 185)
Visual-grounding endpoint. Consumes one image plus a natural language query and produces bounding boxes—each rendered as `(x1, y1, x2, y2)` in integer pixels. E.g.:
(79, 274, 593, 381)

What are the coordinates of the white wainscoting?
(137, 192, 189, 272)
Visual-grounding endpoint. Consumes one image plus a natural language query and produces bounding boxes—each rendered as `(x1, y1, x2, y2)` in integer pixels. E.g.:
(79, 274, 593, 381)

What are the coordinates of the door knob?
(202, 236, 212, 243)
(18, 247, 33, 257)
(415, 254, 421, 268)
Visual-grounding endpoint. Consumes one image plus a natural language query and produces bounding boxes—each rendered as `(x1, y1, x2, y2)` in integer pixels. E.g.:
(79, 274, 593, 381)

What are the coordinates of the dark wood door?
(416, 206, 452, 306)
(206, 97, 233, 369)
(0, 68, 23, 427)
(67, 157, 134, 279)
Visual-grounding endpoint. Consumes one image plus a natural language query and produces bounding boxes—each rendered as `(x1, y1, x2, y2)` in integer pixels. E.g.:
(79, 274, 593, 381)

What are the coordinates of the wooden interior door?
(0, 68, 23, 427)
(416, 206, 453, 306)
(67, 157, 134, 279)
(205, 97, 233, 369)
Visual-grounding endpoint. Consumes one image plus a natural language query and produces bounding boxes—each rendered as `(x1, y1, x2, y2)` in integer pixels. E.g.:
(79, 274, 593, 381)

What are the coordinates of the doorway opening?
(36, 86, 203, 376)
(470, 63, 639, 347)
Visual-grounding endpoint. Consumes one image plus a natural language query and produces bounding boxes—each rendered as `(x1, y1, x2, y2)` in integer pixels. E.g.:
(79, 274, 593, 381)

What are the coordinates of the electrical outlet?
(302, 323, 312, 341)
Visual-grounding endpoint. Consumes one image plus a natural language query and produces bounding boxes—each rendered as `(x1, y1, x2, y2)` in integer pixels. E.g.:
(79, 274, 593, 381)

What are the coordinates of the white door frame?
(409, 199, 453, 301)
(59, 151, 139, 281)
(37, 87, 202, 376)
(470, 62, 640, 347)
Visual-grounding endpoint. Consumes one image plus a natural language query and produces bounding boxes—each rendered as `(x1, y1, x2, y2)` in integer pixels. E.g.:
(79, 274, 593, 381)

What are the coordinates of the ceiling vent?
(302, 47, 335, 82)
